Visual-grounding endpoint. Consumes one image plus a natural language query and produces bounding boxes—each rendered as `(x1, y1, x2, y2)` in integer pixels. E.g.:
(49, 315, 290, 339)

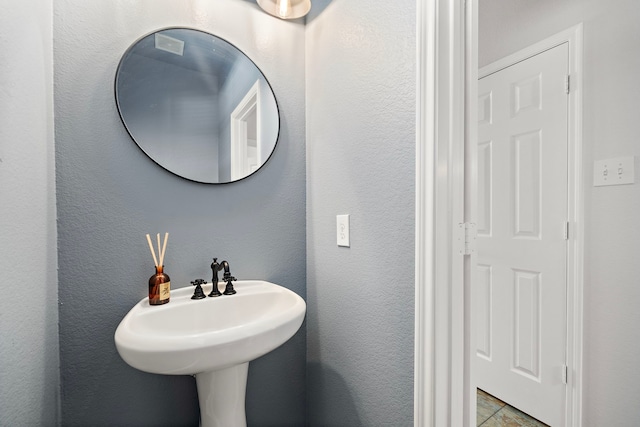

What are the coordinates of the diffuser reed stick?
(145, 234, 159, 267)
(160, 232, 169, 266)
(156, 233, 161, 263)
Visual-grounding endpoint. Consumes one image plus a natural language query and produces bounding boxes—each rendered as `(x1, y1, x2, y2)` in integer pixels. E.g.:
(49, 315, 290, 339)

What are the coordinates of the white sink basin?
(114, 280, 305, 427)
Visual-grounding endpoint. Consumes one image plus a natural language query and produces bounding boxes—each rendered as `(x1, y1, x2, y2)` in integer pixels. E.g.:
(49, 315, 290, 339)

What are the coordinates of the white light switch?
(594, 156, 635, 186)
(336, 215, 350, 247)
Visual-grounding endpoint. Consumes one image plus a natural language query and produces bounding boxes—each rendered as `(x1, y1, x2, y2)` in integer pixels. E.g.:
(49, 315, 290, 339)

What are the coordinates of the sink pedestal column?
(196, 363, 249, 427)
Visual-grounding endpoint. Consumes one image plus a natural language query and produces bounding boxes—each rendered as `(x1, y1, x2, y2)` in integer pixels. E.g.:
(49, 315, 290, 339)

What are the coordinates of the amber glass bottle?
(149, 265, 170, 305)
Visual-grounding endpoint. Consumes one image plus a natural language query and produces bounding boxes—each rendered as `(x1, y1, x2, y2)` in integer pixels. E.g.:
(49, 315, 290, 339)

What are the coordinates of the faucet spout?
(220, 260, 231, 275)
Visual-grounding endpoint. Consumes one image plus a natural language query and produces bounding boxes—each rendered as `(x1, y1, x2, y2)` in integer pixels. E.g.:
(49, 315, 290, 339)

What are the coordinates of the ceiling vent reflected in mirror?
(154, 33, 184, 56)
(257, 0, 311, 20)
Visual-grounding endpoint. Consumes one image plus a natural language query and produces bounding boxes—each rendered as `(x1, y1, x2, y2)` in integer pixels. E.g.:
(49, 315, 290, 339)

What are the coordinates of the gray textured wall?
(54, 1, 306, 425)
(480, 1, 640, 425)
(305, 1, 416, 425)
(0, 0, 59, 425)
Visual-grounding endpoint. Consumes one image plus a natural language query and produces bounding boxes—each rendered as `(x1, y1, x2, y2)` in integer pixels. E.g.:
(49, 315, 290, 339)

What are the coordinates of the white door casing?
(415, 0, 474, 425)
(231, 80, 261, 181)
(476, 43, 569, 426)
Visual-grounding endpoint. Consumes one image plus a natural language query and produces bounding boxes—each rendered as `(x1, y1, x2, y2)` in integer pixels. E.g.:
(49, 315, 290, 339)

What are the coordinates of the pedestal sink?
(114, 280, 306, 427)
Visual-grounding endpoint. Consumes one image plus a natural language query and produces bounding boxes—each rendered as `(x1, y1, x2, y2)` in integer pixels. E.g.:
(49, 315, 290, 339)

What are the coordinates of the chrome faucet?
(208, 258, 236, 297)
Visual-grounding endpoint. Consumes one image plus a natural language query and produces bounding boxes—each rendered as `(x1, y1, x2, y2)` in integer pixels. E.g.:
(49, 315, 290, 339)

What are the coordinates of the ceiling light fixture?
(256, 0, 311, 20)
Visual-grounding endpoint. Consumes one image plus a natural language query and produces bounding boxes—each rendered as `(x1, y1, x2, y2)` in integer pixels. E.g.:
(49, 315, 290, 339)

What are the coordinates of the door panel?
(475, 43, 569, 426)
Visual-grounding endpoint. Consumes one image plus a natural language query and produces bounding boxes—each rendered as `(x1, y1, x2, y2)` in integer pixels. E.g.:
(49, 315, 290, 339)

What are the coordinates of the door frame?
(414, 0, 474, 425)
(414, 1, 584, 425)
(230, 80, 261, 180)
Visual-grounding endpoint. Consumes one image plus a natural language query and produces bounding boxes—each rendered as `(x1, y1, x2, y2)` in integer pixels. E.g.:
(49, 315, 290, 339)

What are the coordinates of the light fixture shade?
(257, 0, 311, 20)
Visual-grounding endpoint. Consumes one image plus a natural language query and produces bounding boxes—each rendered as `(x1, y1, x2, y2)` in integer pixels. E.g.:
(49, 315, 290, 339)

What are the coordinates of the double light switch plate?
(593, 156, 635, 186)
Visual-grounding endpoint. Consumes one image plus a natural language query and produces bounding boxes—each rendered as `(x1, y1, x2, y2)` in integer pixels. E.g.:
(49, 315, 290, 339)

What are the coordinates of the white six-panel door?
(475, 43, 569, 426)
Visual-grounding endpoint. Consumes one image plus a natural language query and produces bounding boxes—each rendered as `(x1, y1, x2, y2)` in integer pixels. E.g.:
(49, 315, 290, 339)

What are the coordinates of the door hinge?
(565, 75, 571, 94)
(458, 222, 477, 256)
(563, 221, 570, 240)
(562, 364, 569, 385)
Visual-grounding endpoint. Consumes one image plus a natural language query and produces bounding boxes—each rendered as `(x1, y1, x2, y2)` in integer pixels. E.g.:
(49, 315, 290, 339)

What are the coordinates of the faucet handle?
(223, 275, 237, 295)
(191, 279, 207, 300)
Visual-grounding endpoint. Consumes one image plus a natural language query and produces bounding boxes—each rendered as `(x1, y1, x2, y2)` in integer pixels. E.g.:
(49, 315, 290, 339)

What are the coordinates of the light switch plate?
(337, 215, 350, 247)
(594, 156, 635, 186)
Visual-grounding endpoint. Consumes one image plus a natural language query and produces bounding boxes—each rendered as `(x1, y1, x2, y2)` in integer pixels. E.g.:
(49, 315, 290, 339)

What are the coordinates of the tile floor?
(477, 389, 550, 427)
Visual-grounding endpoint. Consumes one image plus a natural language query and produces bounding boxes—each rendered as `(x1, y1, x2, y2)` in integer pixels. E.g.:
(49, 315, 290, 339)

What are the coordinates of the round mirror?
(115, 28, 280, 184)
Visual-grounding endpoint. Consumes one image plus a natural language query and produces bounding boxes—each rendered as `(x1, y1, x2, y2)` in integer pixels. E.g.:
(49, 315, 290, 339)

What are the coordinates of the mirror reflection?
(115, 28, 280, 183)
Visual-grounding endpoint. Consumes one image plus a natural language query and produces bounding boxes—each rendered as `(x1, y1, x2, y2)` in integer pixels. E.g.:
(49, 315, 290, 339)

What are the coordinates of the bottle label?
(159, 281, 170, 300)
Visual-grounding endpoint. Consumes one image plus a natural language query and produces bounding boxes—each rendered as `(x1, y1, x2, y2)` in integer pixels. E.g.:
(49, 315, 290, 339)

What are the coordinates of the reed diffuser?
(146, 232, 170, 305)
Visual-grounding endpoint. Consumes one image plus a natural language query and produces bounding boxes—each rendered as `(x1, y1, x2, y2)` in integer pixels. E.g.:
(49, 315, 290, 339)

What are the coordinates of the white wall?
(306, 1, 416, 425)
(480, 0, 640, 424)
(0, 0, 59, 425)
